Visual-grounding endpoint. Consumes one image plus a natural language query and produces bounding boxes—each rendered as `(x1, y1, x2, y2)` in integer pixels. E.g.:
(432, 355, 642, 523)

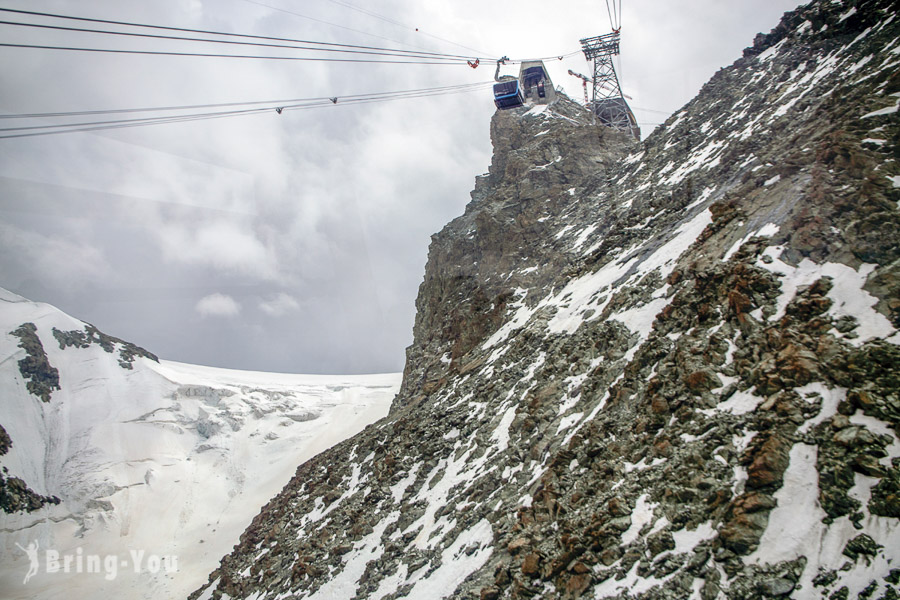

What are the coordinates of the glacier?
(0, 287, 400, 599)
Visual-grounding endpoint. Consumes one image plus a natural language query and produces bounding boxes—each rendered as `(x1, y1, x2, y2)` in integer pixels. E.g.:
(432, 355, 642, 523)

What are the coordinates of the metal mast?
(579, 32, 638, 138)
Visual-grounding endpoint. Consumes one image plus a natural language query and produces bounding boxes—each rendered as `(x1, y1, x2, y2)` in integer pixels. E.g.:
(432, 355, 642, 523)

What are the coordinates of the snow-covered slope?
(0, 287, 400, 599)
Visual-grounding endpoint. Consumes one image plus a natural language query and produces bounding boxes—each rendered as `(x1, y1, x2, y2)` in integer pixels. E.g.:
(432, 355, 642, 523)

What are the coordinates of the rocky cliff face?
(192, 1, 900, 598)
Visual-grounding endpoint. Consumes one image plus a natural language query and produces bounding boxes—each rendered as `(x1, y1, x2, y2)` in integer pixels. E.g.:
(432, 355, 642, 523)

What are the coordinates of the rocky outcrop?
(52, 323, 158, 369)
(0, 470, 61, 514)
(2, 323, 63, 514)
(11, 322, 59, 402)
(192, 0, 900, 598)
(398, 98, 636, 406)
(0, 424, 60, 514)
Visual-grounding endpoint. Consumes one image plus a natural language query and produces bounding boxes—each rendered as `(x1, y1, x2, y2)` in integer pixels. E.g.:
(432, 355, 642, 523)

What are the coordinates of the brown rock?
(747, 435, 792, 489)
(719, 510, 770, 554)
(728, 289, 753, 315)
(422, 377, 447, 394)
(775, 343, 820, 385)
(719, 491, 778, 554)
(848, 389, 877, 410)
(684, 369, 718, 393)
(458, 356, 486, 375)
(735, 491, 777, 513)
(564, 573, 592, 597)
(607, 496, 630, 516)
(480, 586, 500, 600)
(599, 547, 621, 566)
(571, 561, 590, 574)
(707, 489, 730, 510)
(521, 553, 541, 577)
(654, 438, 673, 457)
(507, 537, 530, 554)
(651, 395, 670, 414)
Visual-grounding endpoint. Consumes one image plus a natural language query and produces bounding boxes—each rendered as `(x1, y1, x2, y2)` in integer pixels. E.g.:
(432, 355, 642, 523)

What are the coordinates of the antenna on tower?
(579, 27, 640, 139)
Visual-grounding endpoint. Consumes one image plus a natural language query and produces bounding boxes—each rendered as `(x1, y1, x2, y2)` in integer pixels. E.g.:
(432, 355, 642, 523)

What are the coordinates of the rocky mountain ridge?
(193, 0, 900, 598)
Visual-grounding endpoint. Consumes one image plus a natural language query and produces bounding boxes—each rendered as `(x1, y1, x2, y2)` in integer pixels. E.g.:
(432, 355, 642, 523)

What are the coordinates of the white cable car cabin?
(493, 60, 556, 110)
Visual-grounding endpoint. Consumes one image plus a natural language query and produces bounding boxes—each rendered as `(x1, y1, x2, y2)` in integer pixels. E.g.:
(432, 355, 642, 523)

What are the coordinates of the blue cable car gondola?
(493, 79, 524, 110)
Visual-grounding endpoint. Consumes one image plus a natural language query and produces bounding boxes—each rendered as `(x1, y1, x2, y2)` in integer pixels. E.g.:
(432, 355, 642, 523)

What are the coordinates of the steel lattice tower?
(579, 32, 639, 138)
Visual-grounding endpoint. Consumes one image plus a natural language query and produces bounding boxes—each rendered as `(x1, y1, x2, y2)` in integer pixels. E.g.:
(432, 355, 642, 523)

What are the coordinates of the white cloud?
(196, 293, 241, 318)
(259, 293, 300, 317)
(157, 220, 278, 280)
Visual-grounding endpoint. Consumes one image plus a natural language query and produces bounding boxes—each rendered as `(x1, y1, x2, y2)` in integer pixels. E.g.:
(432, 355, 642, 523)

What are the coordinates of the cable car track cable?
(0, 82, 495, 139)
(0, 82, 491, 120)
(0, 42, 476, 64)
(0, 8, 574, 70)
(0, 19, 484, 61)
(0, 8, 492, 61)
(503, 50, 581, 64)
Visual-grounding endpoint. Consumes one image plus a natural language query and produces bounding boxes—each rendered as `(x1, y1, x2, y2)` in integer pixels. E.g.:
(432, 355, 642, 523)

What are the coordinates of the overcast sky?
(0, 0, 801, 374)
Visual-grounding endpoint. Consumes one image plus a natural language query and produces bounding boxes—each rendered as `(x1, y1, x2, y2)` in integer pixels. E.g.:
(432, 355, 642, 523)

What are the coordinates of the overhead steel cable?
(504, 50, 582, 64)
(0, 81, 495, 139)
(627, 106, 672, 116)
(0, 39, 557, 68)
(289, 83, 493, 109)
(0, 81, 491, 121)
(0, 42, 473, 64)
(0, 8, 569, 70)
(605, 0, 622, 32)
(0, 107, 273, 135)
(0, 19, 480, 62)
(0, 7, 488, 61)
(0, 97, 333, 119)
(0, 86, 492, 139)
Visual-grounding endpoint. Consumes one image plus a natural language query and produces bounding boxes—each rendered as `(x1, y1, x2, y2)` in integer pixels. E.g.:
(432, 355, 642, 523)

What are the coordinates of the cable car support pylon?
(578, 4, 640, 139)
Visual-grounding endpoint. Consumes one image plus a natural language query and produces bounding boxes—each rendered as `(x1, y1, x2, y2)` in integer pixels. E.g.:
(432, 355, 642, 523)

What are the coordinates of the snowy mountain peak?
(192, 0, 900, 598)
